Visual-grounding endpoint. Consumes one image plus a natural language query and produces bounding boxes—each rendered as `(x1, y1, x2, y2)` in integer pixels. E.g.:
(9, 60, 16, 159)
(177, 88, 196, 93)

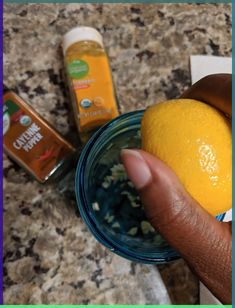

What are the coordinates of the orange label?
(67, 53, 119, 133)
(3, 92, 75, 183)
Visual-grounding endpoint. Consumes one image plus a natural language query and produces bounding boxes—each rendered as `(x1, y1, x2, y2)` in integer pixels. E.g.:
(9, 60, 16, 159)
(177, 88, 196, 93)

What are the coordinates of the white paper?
(190, 55, 232, 84)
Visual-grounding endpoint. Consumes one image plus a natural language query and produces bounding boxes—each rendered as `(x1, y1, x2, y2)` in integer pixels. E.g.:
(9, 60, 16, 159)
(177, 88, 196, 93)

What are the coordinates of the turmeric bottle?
(62, 27, 119, 143)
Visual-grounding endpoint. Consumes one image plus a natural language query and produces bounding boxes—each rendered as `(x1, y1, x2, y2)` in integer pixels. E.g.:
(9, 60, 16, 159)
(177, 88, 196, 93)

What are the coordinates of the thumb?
(121, 149, 231, 304)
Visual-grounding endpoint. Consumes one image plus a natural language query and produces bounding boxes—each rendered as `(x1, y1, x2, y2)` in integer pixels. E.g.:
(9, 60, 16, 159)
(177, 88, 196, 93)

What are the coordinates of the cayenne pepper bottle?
(3, 87, 76, 183)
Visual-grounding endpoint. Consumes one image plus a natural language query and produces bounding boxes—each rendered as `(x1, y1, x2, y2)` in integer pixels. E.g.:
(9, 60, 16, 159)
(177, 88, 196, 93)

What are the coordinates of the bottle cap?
(62, 26, 103, 55)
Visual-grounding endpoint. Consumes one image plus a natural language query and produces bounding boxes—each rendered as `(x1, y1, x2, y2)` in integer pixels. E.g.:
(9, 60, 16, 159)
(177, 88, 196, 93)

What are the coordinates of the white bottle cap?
(62, 26, 103, 55)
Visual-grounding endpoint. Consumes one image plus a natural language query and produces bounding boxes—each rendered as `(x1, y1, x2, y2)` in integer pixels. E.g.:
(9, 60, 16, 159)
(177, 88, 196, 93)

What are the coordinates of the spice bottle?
(3, 87, 76, 183)
(62, 27, 119, 143)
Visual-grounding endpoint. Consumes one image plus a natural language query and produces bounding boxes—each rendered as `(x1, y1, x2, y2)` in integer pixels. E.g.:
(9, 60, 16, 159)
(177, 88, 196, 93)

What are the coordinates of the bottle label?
(3, 92, 75, 183)
(68, 59, 89, 79)
(67, 52, 119, 134)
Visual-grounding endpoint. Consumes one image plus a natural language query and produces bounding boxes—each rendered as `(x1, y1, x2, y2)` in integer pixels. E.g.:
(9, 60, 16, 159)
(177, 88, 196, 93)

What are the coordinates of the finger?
(181, 74, 232, 117)
(121, 149, 232, 304)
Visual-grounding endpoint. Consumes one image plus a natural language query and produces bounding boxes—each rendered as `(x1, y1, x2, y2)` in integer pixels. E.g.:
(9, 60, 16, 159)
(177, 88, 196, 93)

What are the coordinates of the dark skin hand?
(121, 74, 232, 304)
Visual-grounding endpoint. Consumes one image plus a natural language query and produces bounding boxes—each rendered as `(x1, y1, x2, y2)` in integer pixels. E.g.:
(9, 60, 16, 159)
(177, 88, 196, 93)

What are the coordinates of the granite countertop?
(3, 3, 231, 304)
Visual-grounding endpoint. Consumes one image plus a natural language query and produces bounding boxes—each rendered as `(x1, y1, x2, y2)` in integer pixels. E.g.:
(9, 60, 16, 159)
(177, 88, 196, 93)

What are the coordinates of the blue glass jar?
(75, 110, 225, 264)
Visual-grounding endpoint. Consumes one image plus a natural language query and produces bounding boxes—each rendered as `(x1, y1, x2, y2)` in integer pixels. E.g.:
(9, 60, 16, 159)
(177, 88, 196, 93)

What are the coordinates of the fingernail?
(121, 149, 152, 189)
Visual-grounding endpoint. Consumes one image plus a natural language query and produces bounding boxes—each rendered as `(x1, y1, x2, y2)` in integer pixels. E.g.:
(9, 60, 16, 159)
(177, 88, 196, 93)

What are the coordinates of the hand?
(121, 74, 232, 304)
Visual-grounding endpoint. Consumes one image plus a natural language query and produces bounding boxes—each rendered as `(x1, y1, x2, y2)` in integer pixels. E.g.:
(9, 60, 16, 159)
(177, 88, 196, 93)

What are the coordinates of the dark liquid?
(90, 158, 168, 251)
(86, 124, 173, 254)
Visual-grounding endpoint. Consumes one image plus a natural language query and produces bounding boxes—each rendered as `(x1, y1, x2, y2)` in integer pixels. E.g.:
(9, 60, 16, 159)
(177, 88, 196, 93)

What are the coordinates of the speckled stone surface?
(3, 3, 231, 304)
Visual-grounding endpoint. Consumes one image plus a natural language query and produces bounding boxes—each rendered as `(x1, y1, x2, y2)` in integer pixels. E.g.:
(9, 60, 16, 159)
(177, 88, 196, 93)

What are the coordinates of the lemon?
(141, 99, 231, 216)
